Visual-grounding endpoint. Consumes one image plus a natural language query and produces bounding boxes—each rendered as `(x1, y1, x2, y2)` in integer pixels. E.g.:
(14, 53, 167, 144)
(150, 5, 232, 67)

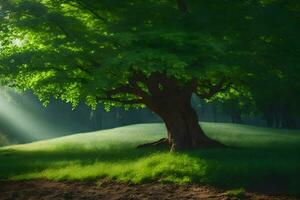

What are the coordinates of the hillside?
(1, 122, 300, 195)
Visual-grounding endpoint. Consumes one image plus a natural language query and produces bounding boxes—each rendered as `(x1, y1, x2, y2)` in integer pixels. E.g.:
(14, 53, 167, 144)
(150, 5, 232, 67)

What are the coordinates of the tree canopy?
(0, 1, 267, 106)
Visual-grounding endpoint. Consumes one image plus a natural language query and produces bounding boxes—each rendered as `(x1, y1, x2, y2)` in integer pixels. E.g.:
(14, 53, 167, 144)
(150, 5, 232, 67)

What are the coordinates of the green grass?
(1, 122, 300, 196)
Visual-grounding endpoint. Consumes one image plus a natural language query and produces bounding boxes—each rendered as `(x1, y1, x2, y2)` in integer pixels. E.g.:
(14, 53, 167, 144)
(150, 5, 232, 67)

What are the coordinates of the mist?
(0, 88, 161, 144)
(0, 88, 64, 142)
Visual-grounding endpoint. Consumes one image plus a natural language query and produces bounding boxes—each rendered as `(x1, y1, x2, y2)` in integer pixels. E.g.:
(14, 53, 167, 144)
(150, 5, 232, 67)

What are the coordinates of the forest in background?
(1, 89, 298, 145)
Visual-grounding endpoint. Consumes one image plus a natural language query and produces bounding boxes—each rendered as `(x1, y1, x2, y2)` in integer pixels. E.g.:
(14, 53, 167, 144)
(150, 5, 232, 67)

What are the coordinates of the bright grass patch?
(1, 122, 300, 196)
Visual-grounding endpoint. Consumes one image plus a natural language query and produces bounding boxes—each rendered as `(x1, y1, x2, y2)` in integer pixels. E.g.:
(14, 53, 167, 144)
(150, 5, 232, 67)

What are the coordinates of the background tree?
(210, 89, 257, 124)
(1, 0, 299, 150)
(245, 0, 300, 128)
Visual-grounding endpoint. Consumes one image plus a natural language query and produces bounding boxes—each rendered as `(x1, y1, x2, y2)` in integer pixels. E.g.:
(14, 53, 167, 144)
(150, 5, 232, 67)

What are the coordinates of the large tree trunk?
(145, 90, 224, 151)
(160, 102, 222, 151)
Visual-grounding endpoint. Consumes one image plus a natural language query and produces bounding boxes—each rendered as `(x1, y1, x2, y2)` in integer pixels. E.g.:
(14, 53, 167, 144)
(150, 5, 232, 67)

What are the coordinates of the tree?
(249, 70, 300, 129)
(0, 0, 299, 150)
(210, 88, 256, 124)
(245, 0, 300, 129)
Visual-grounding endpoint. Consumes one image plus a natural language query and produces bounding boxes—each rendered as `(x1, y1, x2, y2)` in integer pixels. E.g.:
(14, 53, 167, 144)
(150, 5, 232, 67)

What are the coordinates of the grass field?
(1, 122, 300, 196)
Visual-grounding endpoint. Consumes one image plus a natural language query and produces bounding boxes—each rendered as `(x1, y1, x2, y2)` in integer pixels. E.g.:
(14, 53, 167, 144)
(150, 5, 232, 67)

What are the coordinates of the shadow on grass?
(0, 144, 299, 197)
(185, 147, 300, 197)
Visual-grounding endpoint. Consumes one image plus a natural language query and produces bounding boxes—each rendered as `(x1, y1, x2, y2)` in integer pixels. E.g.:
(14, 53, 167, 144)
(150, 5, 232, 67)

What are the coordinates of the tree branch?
(76, 1, 107, 22)
(127, 70, 162, 98)
(107, 86, 135, 95)
(96, 96, 144, 105)
(75, 64, 92, 74)
(198, 78, 231, 99)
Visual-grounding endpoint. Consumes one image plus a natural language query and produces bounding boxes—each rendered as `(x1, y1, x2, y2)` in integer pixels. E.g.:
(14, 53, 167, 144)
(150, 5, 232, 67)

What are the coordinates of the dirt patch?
(0, 180, 296, 200)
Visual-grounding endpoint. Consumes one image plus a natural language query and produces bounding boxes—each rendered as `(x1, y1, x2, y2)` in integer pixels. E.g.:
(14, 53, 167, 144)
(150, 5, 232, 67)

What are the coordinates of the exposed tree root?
(137, 138, 170, 149)
(137, 138, 227, 151)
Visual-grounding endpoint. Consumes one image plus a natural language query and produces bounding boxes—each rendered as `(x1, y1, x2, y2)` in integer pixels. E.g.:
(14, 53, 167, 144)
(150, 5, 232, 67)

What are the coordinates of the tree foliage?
(0, 0, 299, 117)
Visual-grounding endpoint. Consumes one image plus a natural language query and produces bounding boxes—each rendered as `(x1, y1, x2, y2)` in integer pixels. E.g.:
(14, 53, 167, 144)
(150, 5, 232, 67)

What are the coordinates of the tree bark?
(159, 101, 223, 151)
(144, 88, 224, 151)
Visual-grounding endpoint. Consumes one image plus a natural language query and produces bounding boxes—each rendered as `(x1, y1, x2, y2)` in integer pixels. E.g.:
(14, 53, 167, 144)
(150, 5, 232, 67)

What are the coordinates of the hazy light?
(0, 88, 62, 142)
